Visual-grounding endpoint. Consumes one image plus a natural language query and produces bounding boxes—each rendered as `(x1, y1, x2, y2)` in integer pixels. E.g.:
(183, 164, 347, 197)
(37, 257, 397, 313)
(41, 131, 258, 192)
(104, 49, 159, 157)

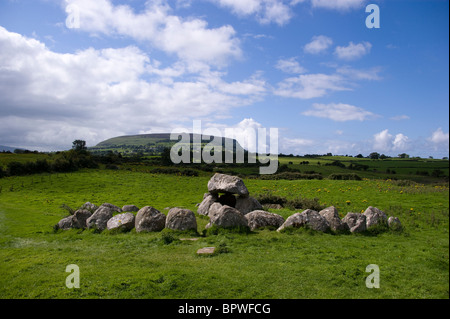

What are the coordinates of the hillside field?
(0, 167, 448, 299)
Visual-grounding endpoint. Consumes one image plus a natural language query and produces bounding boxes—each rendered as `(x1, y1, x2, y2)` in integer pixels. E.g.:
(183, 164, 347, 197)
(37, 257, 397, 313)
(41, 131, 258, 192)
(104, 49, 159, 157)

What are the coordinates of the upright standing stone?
(363, 206, 387, 229)
(319, 206, 349, 232)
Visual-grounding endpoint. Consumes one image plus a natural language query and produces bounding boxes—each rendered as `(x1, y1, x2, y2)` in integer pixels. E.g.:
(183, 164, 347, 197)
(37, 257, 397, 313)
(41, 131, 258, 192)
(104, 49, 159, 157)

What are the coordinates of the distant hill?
(89, 133, 244, 155)
(0, 145, 25, 152)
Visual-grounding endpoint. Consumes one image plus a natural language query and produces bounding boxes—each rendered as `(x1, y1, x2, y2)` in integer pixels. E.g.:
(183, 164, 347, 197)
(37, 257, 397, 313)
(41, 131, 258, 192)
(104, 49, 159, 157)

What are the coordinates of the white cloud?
(276, 57, 306, 74)
(334, 41, 372, 60)
(336, 65, 382, 81)
(274, 73, 350, 99)
(429, 128, 449, 149)
(373, 129, 410, 153)
(304, 35, 333, 54)
(63, 0, 242, 67)
(302, 103, 378, 122)
(0, 26, 266, 150)
(392, 134, 409, 151)
(210, 0, 295, 25)
(311, 0, 366, 11)
(390, 115, 410, 121)
(373, 130, 393, 151)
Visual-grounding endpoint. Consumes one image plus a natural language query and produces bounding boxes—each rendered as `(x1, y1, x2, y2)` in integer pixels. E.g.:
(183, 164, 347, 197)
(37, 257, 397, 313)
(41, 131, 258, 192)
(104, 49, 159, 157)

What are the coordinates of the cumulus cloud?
(276, 57, 307, 74)
(429, 128, 449, 150)
(304, 35, 333, 54)
(302, 103, 378, 122)
(373, 129, 410, 152)
(274, 73, 350, 99)
(63, 0, 241, 67)
(335, 41, 372, 60)
(209, 0, 299, 25)
(0, 26, 267, 150)
(311, 0, 366, 11)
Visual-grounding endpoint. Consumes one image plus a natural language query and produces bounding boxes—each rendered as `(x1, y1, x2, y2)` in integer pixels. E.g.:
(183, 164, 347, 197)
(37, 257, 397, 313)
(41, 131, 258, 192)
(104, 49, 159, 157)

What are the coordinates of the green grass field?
(0, 169, 448, 299)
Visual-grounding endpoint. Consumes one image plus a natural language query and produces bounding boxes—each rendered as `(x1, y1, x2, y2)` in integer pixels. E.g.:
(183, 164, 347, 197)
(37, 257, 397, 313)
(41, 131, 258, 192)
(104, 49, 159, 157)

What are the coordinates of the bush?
(254, 192, 288, 206)
(254, 191, 325, 211)
(0, 166, 7, 178)
(286, 196, 325, 211)
(328, 173, 362, 180)
(325, 160, 346, 168)
(7, 161, 27, 176)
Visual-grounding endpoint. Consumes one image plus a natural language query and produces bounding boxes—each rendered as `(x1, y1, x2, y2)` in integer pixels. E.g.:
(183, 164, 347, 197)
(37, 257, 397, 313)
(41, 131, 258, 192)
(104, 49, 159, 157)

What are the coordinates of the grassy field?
(0, 169, 448, 299)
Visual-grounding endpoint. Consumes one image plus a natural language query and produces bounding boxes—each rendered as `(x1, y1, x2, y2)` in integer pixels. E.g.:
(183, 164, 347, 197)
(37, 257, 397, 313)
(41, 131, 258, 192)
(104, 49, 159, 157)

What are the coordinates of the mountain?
(89, 133, 244, 155)
(0, 145, 25, 152)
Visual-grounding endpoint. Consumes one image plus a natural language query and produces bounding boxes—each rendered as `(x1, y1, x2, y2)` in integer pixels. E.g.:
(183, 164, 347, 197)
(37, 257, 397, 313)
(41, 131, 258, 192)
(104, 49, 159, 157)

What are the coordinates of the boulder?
(72, 209, 92, 229)
(245, 210, 285, 231)
(100, 203, 122, 213)
(81, 202, 98, 212)
(235, 196, 263, 215)
(86, 206, 114, 231)
(197, 193, 218, 216)
(363, 206, 387, 229)
(207, 173, 249, 197)
(205, 205, 248, 229)
(135, 206, 166, 233)
(319, 206, 349, 232)
(342, 213, 366, 233)
(57, 216, 74, 230)
(388, 216, 402, 230)
(208, 202, 223, 217)
(166, 208, 198, 231)
(122, 205, 139, 212)
(277, 209, 330, 232)
(107, 212, 135, 231)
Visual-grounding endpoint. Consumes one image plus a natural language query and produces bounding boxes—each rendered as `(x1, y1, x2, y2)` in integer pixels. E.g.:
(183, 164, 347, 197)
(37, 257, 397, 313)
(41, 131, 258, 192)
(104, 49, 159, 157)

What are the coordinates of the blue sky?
(0, 0, 448, 158)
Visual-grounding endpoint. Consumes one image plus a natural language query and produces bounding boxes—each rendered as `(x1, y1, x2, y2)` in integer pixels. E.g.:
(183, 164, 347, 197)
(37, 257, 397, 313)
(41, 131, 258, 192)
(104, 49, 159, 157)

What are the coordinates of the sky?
(0, 0, 449, 158)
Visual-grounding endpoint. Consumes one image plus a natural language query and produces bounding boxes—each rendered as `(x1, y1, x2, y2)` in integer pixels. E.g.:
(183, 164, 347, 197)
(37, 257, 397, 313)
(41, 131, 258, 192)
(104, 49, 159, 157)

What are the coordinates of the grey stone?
(342, 212, 367, 233)
(166, 208, 197, 231)
(100, 203, 122, 213)
(319, 206, 349, 232)
(86, 206, 114, 231)
(388, 216, 402, 230)
(205, 205, 248, 229)
(363, 206, 387, 229)
(135, 206, 166, 233)
(107, 212, 135, 231)
(122, 205, 139, 212)
(207, 173, 249, 197)
(197, 193, 218, 216)
(245, 210, 285, 231)
(72, 209, 92, 229)
(81, 202, 98, 212)
(277, 209, 330, 232)
(235, 196, 263, 215)
(57, 216, 74, 230)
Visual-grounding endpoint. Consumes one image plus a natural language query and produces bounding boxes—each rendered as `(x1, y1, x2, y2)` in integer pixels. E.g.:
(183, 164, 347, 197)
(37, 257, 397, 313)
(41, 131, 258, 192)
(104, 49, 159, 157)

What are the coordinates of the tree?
(72, 140, 87, 152)
(369, 152, 380, 160)
(356, 154, 364, 158)
(398, 153, 409, 159)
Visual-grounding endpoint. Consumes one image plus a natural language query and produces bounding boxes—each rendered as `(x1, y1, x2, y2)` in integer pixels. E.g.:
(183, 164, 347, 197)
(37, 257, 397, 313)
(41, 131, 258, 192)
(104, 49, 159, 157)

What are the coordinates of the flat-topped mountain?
(89, 133, 244, 155)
